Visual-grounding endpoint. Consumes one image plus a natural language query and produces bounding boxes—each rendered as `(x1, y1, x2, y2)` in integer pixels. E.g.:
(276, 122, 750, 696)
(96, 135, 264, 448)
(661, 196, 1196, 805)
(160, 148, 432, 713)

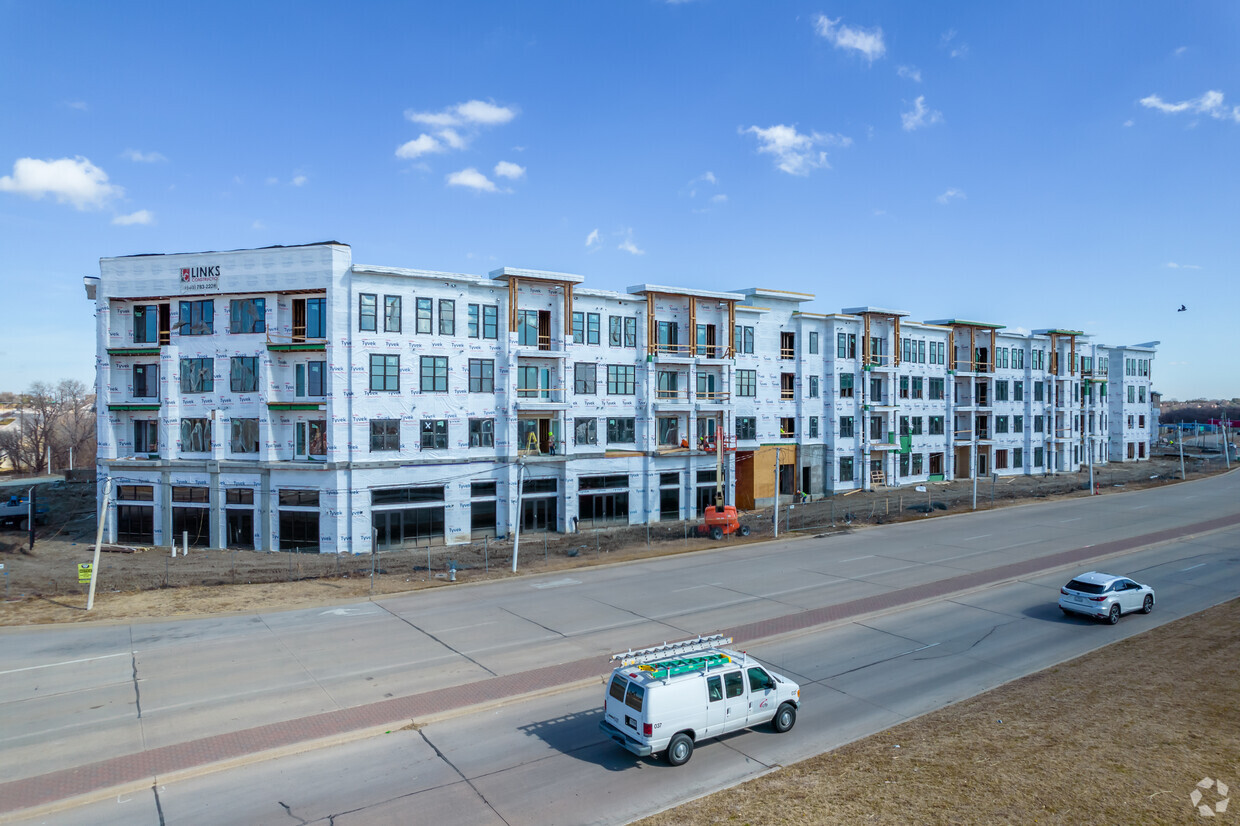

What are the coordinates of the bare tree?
(0, 381, 96, 474)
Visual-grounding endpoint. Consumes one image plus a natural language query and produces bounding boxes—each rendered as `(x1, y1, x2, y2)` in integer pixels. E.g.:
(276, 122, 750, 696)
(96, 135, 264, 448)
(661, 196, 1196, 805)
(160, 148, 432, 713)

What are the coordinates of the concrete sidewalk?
(3, 510, 1237, 821)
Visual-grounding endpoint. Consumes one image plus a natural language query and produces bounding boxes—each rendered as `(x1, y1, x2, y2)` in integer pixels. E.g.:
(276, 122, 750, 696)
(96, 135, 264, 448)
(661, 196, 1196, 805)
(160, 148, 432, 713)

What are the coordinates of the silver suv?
(1059, 571, 1154, 624)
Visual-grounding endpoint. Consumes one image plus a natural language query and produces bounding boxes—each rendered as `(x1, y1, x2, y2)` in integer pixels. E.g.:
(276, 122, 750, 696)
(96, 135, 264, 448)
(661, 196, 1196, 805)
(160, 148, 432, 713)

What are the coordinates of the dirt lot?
(637, 595, 1240, 826)
(0, 453, 1227, 626)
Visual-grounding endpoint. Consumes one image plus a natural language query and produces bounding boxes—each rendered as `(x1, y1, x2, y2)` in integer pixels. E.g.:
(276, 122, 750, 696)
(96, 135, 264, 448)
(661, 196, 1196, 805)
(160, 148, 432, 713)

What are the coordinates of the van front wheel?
(772, 703, 796, 733)
(666, 733, 694, 766)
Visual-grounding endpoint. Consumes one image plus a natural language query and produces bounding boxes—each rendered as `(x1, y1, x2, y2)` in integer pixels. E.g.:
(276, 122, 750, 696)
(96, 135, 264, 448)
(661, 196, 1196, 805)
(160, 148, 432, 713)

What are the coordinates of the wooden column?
(646, 293, 656, 354)
(688, 297, 697, 356)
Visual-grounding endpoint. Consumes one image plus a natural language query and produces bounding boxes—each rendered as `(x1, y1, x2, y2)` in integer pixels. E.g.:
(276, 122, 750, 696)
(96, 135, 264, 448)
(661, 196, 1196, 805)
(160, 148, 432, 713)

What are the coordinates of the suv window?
(747, 667, 774, 692)
(1065, 580, 1105, 595)
(624, 682, 645, 712)
(724, 671, 745, 699)
(609, 675, 628, 702)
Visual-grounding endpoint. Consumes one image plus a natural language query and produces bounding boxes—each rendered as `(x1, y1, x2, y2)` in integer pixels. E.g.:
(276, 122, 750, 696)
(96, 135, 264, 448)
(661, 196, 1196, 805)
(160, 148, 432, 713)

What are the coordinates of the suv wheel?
(1142, 594, 1154, 614)
(1107, 603, 1121, 624)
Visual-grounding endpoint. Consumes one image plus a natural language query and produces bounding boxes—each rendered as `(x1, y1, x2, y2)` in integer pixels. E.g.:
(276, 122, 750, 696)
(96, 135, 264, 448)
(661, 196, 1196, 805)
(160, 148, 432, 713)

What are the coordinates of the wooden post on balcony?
(564, 283, 573, 344)
(989, 328, 997, 372)
(688, 296, 697, 356)
(1069, 334, 1076, 376)
(727, 300, 736, 357)
(508, 277, 519, 332)
(646, 293, 656, 355)
(893, 315, 901, 366)
(968, 325, 976, 372)
(862, 314, 871, 367)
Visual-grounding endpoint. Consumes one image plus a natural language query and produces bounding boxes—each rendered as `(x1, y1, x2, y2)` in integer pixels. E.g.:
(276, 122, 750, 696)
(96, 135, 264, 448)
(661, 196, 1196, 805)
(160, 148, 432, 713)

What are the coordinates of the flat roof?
(735, 287, 815, 302)
(105, 241, 347, 261)
(627, 284, 747, 301)
(840, 306, 909, 317)
(490, 267, 586, 284)
(1034, 328, 1087, 337)
(924, 318, 1006, 330)
(354, 265, 491, 285)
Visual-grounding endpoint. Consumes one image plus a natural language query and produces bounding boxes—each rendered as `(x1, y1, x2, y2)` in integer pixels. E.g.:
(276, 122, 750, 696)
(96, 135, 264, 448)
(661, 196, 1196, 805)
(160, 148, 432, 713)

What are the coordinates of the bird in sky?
(1178, 305, 1187, 312)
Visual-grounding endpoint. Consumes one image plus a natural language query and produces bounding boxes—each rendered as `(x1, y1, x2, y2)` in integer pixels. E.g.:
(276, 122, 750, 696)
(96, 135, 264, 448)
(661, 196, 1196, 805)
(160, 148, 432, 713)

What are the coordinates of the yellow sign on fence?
(78, 562, 93, 583)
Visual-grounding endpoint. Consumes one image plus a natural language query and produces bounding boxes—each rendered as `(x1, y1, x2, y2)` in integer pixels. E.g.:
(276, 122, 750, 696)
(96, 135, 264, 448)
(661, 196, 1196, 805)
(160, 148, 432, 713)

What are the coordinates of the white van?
(598, 635, 800, 765)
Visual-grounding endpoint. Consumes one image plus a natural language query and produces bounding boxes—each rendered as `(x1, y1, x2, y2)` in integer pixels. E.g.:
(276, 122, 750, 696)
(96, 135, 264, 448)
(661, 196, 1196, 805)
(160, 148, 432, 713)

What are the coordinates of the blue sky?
(1, 2, 1236, 400)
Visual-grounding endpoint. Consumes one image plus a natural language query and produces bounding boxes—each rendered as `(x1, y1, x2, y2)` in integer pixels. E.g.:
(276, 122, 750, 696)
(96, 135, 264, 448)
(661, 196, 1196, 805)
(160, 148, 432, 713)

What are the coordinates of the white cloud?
(813, 14, 886, 61)
(741, 124, 851, 176)
(122, 149, 167, 163)
(710, 193, 728, 204)
(112, 209, 153, 226)
(446, 167, 499, 192)
(437, 128, 467, 150)
(897, 65, 922, 82)
(1123, 119, 1135, 127)
(406, 99, 517, 128)
(902, 96, 943, 131)
(1139, 90, 1240, 122)
(396, 134, 444, 159)
(1173, 46, 1188, 57)
(252, 220, 266, 230)
(941, 28, 969, 58)
(937, 188, 966, 205)
(872, 208, 887, 216)
(265, 176, 279, 185)
(618, 229, 644, 255)
(65, 100, 88, 111)
(494, 161, 526, 180)
(291, 175, 307, 187)
(585, 228, 601, 248)
(1165, 261, 1201, 270)
(0, 156, 122, 210)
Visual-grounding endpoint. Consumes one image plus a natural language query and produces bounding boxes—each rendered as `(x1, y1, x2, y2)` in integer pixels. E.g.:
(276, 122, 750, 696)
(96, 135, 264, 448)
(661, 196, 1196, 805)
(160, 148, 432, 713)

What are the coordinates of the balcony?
(695, 389, 730, 406)
(266, 332, 326, 352)
(515, 385, 567, 411)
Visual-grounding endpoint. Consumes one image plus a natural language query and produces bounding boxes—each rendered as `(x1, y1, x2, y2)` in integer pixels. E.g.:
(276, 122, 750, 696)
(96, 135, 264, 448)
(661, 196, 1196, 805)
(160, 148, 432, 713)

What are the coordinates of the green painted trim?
(108, 403, 161, 411)
(107, 348, 161, 357)
(268, 402, 324, 411)
(266, 343, 327, 352)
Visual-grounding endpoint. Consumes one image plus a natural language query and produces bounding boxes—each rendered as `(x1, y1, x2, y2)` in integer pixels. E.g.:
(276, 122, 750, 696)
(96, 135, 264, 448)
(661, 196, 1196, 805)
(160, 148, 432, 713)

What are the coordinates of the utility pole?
(1178, 426, 1185, 480)
(87, 477, 114, 611)
(511, 461, 526, 573)
(773, 446, 780, 538)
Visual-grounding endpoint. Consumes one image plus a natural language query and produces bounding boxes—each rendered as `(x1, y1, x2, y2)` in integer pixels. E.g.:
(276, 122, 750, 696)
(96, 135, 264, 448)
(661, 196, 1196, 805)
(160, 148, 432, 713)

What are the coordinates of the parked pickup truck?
(0, 494, 48, 530)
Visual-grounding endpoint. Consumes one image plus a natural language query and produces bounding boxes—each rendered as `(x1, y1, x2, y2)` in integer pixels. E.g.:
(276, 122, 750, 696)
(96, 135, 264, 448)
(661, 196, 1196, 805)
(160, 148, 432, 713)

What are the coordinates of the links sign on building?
(180, 265, 221, 292)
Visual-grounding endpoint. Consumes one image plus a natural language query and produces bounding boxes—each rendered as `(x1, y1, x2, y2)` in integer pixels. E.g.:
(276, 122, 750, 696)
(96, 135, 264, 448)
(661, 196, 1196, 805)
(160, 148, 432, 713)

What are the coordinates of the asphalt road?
(3, 470, 1239, 824)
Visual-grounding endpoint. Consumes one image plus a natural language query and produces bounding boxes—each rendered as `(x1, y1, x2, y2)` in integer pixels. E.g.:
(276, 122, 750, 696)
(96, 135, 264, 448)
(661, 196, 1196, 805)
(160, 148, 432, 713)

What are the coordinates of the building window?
(840, 416, 855, 438)
(734, 325, 755, 355)
(370, 354, 399, 392)
(295, 420, 327, 457)
(837, 332, 857, 359)
(229, 356, 259, 393)
(517, 309, 540, 346)
(737, 369, 757, 397)
(929, 377, 944, 400)
(468, 418, 494, 447)
(587, 313, 601, 346)
(468, 359, 494, 393)
(1013, 447, 1023, 467)
(918, 340, 926, 364)
(482, 305, 498, 339)
(1034, 415, 1044, 433)
(656, 321, 679, 353)
(779, 417, 795, 437)
(178, 299, 214, 336)
(900, 376, 910, 399)
(231, 418, 260, 453)
(996, 416, 1009, 434)
(1014, 415, 1024, 433)
(574, 417, 597, 445)
(736, 417, 757, 441)
(995, 380, 1009, 402)
(420, 356, 448, 392)
(229, 298, 265, 334)
(293, 297, 325, 340)
(1014, 381, 1024, 402)
(840, 373, 855, 398)
(420, 419, 448, 449)
(296, 361, 326, 397)
(133, 419, 158, 453)
(180, 358, 214, 393)
(911, 416, 923, 435)
(808, 331, 819, 354)
(809, 376, 819, 398)
(360, 294, 377, 331)
(574, 363, 596, 394)
(134, 304, 160, 344)
(468, 304, 480, 338)
(572, 312, 585, 344)
(609, 316, 623, 347)
(439, 300, 455, 335)
(839, 456, 854, 482)
(624, 317, 637, 347)
(370, 419, 400, 451)
(780, 332, 795, 359)
(180, 418, 212, 452)
(657, 416, 679, 446)
(416, 298, 433, 334)
(133, 363, 159, 398)
(607, 365, 636, 395)
(1034, 446, 1044, 467)
(606, 417, 635, 444)
(912, 453, 924, 474)
(780, 373, 795, 400)
(383, 295, 401, 332)
(929, 415, 944, 435)
(1035, 382, 1045, 402)
(809, 416, 819, 438)
(900, 452, 910, 476)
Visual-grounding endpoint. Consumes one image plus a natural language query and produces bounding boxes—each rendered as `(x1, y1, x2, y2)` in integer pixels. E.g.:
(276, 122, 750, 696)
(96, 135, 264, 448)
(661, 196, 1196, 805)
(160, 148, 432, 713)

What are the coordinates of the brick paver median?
(2, 511, 1236, 818)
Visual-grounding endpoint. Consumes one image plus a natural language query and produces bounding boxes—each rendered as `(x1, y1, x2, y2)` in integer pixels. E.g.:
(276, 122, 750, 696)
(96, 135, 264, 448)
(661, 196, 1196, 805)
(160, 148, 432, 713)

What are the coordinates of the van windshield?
(624, 682, 645, 712)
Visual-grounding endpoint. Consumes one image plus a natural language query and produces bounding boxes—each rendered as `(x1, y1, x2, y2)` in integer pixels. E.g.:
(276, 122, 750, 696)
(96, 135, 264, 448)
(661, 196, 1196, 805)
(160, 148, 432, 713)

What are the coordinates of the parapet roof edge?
(840, 305, 910, 317)
(105, 241, 349, 261)
(735, 287, 815, 302)
(627, 284, 747, 301)
(353, 264, 490, 284)
(1034, 328, 1087, 337)
(924, 318, 1006, 330)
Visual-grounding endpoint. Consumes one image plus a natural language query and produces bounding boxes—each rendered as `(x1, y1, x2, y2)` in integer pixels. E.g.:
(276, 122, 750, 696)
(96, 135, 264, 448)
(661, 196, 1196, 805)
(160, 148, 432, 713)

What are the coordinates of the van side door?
(746, 666, 778, 724)
(702, 674, 729, 737)
(720, 670, 748, 733)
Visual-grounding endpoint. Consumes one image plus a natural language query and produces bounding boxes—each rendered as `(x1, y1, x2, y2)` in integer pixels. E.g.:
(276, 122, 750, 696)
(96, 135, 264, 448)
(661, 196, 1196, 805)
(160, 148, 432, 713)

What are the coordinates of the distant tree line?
(0, 381, 96, 475)
(1159, 402, 1240, 425)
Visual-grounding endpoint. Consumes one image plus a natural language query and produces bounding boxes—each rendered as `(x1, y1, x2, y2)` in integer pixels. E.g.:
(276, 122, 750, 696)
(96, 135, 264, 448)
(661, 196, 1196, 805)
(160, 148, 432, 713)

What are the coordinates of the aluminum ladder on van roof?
(611, 634, 734, 667)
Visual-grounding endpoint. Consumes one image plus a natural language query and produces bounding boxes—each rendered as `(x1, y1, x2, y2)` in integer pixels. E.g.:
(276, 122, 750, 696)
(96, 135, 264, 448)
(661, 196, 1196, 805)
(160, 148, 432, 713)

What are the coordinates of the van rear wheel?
(772, 703, 796, 733)
(666, 733, 694, 766)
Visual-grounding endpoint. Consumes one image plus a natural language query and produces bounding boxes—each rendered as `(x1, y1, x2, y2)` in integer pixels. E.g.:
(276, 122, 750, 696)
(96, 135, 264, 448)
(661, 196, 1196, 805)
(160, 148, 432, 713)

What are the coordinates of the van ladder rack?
(612, 634, 733, 666)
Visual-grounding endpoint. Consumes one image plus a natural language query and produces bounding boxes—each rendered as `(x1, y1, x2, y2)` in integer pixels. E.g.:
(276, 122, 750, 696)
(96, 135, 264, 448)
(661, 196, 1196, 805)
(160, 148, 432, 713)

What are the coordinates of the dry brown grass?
(637, 597, 1240, 826)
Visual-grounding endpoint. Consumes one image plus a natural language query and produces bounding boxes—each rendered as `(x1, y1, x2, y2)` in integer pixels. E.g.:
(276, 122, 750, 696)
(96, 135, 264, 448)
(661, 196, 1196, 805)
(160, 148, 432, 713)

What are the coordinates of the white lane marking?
(1059, 517, 1082, 522)
(996, 538, 1043, 551)
(530, 578, 581, 589)
(1180, 563, 1206, 572)
(672, 584, 716, 593)
(319, 607, 379, 617)
(0, 651, 129, 676)
(911, 642, 941, 653)
(1131, 505, 1150, 510)
(839, 555, 875, 563)
(963, 534, 992, 541)
(437, 620, 498, 633)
